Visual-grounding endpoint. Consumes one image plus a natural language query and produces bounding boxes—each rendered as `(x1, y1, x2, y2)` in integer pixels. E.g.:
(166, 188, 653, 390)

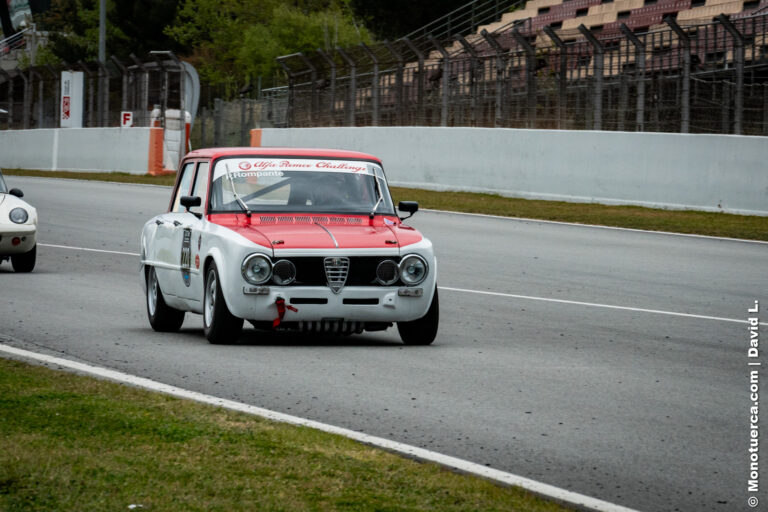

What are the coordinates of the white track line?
(443, 286, 768, 326)
(39, 243, 138, 257)
(0, 343, 640, 512)
(39, 243, 764, 326)
(422, 208, 768, 245)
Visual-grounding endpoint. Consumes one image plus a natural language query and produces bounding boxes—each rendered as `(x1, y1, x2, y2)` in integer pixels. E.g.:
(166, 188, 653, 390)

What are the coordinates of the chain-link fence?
(0, 51, 188, 130)
(263, 11, 768, 136)
(4, 9, 767, 148)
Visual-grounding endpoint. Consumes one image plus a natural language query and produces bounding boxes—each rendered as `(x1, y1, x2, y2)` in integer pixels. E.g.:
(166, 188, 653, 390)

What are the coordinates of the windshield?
(209, 157, 395, 215)
(0, 170, 6, 194)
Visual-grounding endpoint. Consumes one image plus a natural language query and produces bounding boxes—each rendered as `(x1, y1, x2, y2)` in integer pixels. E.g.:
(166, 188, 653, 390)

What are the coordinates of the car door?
(174, 160, 210, 302)
(153, 161, 196, 299)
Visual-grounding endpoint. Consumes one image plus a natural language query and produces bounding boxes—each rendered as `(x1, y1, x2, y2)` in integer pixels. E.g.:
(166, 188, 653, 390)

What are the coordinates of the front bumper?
(228, 284, 435, 323)
(0, 225, 36, 255)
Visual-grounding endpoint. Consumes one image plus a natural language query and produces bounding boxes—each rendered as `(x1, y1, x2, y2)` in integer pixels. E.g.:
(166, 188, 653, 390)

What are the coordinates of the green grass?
(5, 168, 767, 241)
(0, 358, 573, 512)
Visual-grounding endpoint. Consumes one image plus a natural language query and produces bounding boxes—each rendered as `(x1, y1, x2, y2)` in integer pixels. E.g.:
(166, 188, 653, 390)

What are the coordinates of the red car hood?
(208, 214, 422, 250)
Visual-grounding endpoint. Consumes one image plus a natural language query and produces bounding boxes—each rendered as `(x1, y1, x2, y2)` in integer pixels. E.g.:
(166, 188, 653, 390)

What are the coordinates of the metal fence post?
(33, 69, 45, 128)
(298, 52, 317, 123)
(316, 49, 337, 125)
(79, 62, 95, 127)
(513, 29, 537, 128)
(579, 25, 604, 130)
(481, 29, 506, 128)
(45, 65, 60, 128)
(665, 16, 690, 133)
(130, 54, 148, 126)
(110, 56, 128, 114)
(200, 105, 207, 147)
(384, 41, 405, 125)
(276, 58, 295, 128)
(455, 34, 479, 127)
(717, 14, 744, 135)
(429, 35, 451, 127)
(336, 47, 357, 127)
(214, 97, 222, 145)
(360, 43, 380, 126)
(403, 37, 425, 123)
(96, 60, 110, 127)
(620, 24, 645, 132)
(151, 54, 169, 117)
(544, 26, 568, 130)
(19, 69, 30, 129)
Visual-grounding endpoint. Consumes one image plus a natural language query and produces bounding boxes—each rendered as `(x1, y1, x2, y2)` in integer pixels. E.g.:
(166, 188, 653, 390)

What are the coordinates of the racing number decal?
(180, 228, 192, 287)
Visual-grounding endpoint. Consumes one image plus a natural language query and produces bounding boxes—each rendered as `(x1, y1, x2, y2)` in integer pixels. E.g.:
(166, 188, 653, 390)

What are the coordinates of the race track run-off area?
(1, 176, 766, 512)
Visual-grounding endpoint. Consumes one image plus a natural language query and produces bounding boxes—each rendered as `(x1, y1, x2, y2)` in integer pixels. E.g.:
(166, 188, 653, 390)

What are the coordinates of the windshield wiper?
(225, 163, 251, 217)
(369, 176, 384, 220)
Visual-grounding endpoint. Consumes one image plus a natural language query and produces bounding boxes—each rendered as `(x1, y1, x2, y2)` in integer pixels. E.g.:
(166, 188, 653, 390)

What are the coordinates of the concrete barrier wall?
(0, 128, 151, 174)
(260, 127, 768, 216)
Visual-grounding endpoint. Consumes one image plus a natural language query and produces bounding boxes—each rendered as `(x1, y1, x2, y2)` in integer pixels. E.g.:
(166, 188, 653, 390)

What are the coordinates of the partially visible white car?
(0, 169, 37, 272)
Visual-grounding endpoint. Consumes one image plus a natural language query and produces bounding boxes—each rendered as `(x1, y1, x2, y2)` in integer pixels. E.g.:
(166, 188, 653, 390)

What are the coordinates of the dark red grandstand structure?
(270, 0, 768, 135)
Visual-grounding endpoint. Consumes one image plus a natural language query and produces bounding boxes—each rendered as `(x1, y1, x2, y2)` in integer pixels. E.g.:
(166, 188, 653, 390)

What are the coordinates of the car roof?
(184, 147, 382, 164)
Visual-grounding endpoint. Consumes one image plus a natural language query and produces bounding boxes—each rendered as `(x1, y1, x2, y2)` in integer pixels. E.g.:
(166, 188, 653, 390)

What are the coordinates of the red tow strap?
(273, 298, 298, 328)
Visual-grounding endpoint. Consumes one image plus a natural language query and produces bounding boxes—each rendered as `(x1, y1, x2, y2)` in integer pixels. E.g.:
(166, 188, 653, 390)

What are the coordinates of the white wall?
(261, 127, 768, 216)
(0, 128, 151, 174)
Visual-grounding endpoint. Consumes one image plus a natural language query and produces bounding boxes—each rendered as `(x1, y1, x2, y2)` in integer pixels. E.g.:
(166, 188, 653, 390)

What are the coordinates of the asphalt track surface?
(1, 176, 767, 512)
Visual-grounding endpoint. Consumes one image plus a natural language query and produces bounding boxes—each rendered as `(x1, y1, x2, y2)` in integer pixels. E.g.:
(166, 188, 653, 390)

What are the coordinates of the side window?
(171, 162, 195, 213)
(189, 161, 210, 214)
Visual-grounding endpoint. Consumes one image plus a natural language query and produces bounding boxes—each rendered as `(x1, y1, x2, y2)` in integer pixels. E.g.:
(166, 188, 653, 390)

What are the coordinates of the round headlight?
(399, 255, 428, 285)
(9, 207, 28, 224)
(241, 254, 272, 284)
(272, 259, 296, 285)
(376, 259, 399, 285)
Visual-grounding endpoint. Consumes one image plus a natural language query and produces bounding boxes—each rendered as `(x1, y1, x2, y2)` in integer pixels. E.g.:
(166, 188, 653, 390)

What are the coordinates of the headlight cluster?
(242, 254, 272, 284)
(375, 255, 429, 286)
(399, 255, 428, 285)
(242, 255, 297, 285)
(9, 208, 28, 224)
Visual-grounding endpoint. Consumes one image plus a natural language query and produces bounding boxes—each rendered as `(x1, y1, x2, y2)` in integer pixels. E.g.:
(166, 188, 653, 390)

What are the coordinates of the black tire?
(146, 266, 185, 332)
(397, 287, 439, 345)
(11, 244, 36, 273)
(203, 262, 243, 344)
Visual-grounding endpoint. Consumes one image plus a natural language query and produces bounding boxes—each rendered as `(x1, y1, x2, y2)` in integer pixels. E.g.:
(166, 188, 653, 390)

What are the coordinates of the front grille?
(324, 257, 350, 293)
(282, 257, 402, 287)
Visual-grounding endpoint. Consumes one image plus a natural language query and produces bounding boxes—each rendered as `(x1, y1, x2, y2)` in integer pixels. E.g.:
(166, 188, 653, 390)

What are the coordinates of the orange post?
(250, 128, 262, 147)
(147, 127, 164, 176)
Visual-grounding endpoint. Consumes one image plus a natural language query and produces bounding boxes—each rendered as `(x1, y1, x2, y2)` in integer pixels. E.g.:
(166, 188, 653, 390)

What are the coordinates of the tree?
(166, 0, 369, 90)
(37, 0, 181, 64)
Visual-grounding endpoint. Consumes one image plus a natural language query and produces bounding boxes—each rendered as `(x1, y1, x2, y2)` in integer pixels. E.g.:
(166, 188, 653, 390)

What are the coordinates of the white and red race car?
(0, 168, 37, 272)
(140, 148, 438, 345)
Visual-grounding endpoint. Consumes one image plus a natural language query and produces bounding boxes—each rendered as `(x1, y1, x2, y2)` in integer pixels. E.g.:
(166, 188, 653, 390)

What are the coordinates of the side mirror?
(180, 195, 201, 209)
(398, 201, 418, 221)
(9, 188, 23, 198)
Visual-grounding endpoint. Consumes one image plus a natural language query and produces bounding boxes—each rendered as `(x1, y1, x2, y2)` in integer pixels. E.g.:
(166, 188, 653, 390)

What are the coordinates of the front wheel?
(203, 262, 243, 344)
(146, 266, 185, 332)
(11, 244, 36, 273)
(397, 287, 439, 345)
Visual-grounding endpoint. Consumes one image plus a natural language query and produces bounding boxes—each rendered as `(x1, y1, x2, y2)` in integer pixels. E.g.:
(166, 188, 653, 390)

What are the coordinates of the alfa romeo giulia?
(140, 148, 438, 345)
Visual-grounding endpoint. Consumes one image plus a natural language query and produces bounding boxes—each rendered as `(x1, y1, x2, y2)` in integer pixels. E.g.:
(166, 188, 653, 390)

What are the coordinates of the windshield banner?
(214, 158, 377, 181)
